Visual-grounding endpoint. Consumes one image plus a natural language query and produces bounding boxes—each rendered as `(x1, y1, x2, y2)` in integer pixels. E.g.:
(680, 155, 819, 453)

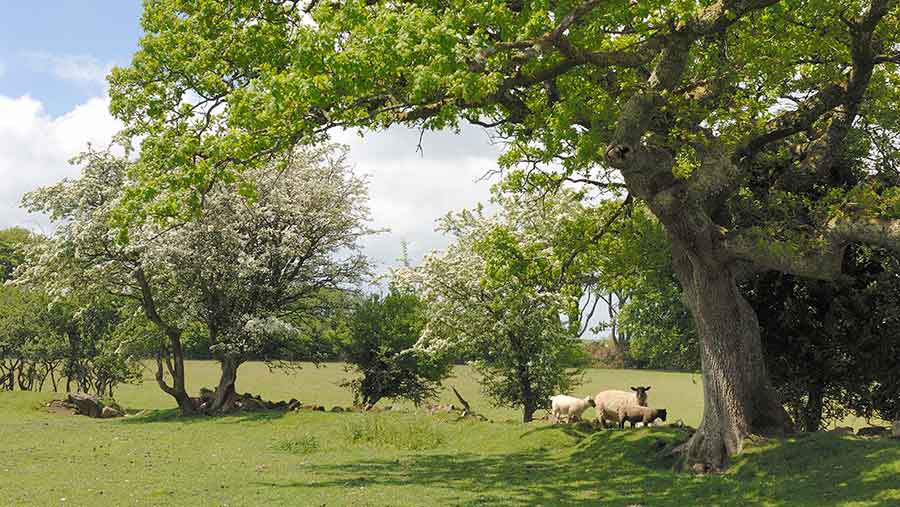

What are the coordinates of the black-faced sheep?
(594, 386, 650, 428)
(550, 395, 596, 424)
(616, 405, 667, 428)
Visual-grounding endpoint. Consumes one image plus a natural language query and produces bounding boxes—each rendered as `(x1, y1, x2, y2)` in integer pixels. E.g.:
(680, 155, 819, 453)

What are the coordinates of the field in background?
(113, 361, 706, 425)
(1, 362, 897, 506)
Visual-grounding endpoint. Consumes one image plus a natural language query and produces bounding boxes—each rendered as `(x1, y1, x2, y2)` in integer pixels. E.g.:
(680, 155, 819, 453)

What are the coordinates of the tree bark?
(672, 245, 793, 470)
(210, 357, 241, 413)
(520, 377, 537, 423)
(801, 384, 825, 432)
(134, 268, 194, 416)
(522, 398, 537, 423)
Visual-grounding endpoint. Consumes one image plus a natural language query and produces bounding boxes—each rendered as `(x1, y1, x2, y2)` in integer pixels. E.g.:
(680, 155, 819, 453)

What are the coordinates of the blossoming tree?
(22, 145, 373, 414)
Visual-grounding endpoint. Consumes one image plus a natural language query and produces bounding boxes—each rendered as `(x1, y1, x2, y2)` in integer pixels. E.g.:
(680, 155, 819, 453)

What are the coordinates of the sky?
(0, 1, 501, 276)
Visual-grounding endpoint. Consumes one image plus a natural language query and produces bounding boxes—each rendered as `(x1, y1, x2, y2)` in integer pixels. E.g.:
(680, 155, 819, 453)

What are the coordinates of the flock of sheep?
(550, 386, 667, 428)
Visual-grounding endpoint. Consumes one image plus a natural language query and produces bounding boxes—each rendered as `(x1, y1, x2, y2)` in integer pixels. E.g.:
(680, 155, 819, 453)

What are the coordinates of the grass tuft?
(342, 414, 447, 451)
(273, 433, 321, 454)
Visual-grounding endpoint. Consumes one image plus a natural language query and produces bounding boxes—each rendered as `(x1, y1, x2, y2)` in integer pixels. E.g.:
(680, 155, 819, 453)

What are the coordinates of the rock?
(330, 406, 345, 413)
(286, 399, 301, 411)
(892, 420, 900, 438)
(857, 426, 888, 437)
(47, 399, 76, 415)
(690, 463, 708, 474)
(67, 392, 103, 418)
(100, 406, 124, 418)
(828, 426, 854, 435)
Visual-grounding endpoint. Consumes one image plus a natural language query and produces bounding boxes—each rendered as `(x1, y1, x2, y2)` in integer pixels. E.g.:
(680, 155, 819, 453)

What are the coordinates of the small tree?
(403, 190, 597, 422)
(342, 288, 450, 407)
(157, 144, 373, 412)
(21, 144, 373, 414)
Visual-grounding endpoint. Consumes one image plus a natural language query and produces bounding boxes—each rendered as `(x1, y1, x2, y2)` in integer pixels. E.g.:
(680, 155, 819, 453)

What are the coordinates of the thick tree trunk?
(210, 357, 240, 413)
(672, 246, 793, 471)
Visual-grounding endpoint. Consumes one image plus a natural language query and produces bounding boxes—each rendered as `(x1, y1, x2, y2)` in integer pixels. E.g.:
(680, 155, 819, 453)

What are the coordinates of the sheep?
(549, 395, 596, 424)
(616, 405, 667, 428)
(594, 386, 650, 428)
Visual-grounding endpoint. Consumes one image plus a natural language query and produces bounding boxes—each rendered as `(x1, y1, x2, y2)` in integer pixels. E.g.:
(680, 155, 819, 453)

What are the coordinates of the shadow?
(520, 420, 600, 443)
(253, 429, 900, 506)
(118, 408, 293, 425)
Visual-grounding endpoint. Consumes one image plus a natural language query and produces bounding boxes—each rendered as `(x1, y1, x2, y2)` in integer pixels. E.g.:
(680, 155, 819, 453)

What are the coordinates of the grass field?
(1, 361, 897, 506)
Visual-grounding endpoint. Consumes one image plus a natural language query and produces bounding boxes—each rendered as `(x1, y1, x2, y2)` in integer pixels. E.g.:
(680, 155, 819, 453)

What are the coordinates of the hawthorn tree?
(401, 190, 599, 422)
(109, 0, 900, 467)
(154, 144, 372, 412)
(21, 145, 372, 414)
(19, 150, 198, 414)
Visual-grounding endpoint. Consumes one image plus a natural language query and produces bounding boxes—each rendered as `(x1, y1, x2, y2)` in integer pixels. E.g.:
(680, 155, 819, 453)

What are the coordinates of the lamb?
(549, 395, 596, 424)
(594, 386, 650, 428)
(616, 405, 667, 428)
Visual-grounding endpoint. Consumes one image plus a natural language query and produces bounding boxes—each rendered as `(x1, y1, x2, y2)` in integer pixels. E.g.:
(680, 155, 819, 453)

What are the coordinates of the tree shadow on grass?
(119, 408, 292, 425)
(254, 429, 900, 507)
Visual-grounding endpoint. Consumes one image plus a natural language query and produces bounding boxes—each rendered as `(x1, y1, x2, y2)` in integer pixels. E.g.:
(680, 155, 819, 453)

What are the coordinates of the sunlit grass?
(1, 362, 897, 506)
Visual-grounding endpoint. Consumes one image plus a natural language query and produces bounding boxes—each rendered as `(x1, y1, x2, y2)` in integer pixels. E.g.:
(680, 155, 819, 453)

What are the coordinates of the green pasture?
(0, 362, 897, 506)
(113, 361, 705, 425)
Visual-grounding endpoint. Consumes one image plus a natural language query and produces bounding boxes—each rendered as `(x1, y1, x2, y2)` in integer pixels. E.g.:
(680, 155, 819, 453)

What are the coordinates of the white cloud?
(0, 94, 120, 232)
(21, 51, 113, 87)
(334, 126, 501, 279)
(0, 96, 500, 278)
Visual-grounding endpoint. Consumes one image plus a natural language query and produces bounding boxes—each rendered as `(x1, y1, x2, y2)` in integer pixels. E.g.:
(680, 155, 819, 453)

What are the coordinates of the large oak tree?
(110, 0, 900, 468)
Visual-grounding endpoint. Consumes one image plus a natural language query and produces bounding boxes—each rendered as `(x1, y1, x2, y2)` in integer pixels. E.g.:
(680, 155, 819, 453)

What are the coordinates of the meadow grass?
(113, 361, 705, 425)
(0, 362, 897, 506)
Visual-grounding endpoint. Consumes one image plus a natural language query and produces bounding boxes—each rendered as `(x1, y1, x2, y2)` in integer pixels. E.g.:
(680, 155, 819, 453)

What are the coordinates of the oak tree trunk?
(672, 245, 794, 471)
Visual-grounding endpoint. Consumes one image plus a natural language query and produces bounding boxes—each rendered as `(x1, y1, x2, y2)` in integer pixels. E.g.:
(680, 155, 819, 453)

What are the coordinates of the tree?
(20, 145, 372, 414)
(0, 228, 30, 282)
(401, 190, 597, 422)
(152, 144, 372, 412)
(744, 245, 900, 431)
(588, 206, 700, 371)
(110, 0, 900, 467)
(342, 288, 451, 407)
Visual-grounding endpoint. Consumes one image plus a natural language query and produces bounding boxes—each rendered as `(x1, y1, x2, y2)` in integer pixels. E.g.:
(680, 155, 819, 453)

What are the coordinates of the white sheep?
(616, 405, 667, 428)
(594, 386, 650, 428)
(549, 395, 596, 424)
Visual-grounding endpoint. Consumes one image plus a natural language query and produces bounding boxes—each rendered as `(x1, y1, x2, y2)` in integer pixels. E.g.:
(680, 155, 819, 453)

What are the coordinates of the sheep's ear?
(630, 386, 638, 391)
(643, 386, 651, 391)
